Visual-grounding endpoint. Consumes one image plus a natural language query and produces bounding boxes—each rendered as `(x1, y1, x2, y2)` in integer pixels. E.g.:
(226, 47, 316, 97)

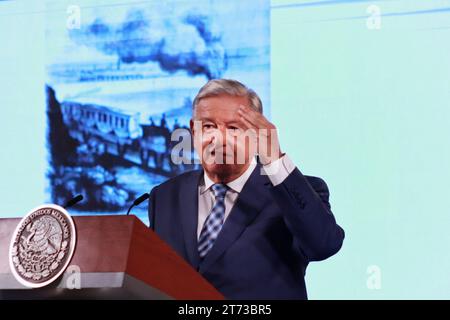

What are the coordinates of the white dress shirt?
(197, 154, 296, 239)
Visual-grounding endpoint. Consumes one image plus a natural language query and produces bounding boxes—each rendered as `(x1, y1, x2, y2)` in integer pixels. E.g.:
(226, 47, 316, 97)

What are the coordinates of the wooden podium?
(0, 215, 224, 300)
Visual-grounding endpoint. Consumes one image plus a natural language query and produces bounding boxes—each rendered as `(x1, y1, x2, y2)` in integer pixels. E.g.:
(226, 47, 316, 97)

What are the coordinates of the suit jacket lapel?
(198, 164, 271, 273)
(179, 170, 203, 269)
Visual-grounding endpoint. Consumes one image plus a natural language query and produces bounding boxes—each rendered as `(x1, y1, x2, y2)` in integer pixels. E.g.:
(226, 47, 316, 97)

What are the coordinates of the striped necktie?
(198, 183, 228, 259)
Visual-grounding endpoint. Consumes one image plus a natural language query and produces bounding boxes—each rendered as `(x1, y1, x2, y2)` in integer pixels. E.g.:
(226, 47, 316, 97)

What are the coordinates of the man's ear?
(189, 119, 194, 134)
(190, 119, 198, 146)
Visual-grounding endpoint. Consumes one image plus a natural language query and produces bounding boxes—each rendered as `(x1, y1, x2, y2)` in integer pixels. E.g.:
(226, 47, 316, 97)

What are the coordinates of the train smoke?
(70, 9, 227, 79)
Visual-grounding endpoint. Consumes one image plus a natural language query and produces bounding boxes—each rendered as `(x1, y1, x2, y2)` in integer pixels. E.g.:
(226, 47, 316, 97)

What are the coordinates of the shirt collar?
(200, 158, 258, 194)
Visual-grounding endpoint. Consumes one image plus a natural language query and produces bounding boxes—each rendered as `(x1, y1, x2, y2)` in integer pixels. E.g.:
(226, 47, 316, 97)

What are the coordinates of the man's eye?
(203, 124, 214, 129)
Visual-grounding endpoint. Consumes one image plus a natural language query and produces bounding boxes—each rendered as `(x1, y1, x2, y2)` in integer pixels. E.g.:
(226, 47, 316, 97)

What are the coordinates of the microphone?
(64, 194, 83, 209)
(126, 193, 149, 216)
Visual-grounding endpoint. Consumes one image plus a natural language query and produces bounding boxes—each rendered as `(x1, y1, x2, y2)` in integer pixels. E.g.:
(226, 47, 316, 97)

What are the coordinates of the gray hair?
(192, 79, 263, 114)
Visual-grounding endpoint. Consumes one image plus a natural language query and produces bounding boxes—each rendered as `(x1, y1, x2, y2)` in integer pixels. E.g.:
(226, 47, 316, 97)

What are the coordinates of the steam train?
(60, 100, 197, 175)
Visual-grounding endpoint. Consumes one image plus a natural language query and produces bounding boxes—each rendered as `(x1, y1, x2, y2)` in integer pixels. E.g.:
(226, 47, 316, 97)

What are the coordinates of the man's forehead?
(195, 111, 239, 124)
(197, 94, 249, 110)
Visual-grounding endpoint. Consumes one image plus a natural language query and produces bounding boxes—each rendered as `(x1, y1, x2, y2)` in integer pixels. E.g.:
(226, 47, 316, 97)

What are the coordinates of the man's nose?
(212, 126, 228, 147)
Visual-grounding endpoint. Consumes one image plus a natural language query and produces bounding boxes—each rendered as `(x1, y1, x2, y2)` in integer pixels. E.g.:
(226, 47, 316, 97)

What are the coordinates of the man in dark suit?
(148, 79, 344, 299)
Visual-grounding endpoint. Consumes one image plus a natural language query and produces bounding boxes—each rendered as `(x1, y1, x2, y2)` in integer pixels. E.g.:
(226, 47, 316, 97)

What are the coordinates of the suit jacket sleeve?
(270, 167, 345, 262)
